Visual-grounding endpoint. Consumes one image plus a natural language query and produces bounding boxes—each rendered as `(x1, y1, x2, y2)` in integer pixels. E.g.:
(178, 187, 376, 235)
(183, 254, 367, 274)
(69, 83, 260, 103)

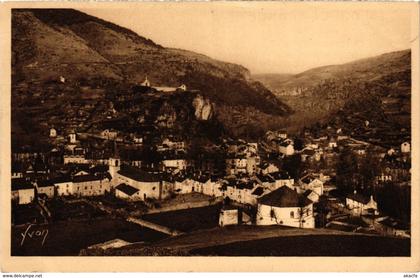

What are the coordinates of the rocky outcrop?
(192, 94, 214, 121)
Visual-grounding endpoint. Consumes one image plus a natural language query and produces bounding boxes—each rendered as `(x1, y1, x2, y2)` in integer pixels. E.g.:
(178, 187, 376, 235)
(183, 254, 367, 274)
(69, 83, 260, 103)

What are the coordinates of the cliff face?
(192, 95, 214, 121)
(12, 9, 291, 140)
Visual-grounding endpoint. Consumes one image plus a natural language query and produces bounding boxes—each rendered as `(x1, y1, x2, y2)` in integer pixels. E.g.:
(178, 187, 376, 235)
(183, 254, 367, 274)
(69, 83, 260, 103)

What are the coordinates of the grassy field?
(142, 204, 222, 232)
(12, 218, 168, 256)
(190, 234, 410, 256)
(12, 204, 44, 225)
(47, 199, 107, 221)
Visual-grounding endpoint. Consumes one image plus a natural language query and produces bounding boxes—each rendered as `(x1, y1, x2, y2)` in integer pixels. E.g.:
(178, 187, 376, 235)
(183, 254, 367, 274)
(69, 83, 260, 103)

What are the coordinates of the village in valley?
(11, 75, 411, 256)
(10, 8, 412, 257)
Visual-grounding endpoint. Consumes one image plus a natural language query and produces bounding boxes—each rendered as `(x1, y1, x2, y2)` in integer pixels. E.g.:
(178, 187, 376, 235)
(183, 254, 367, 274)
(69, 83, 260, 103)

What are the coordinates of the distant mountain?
(253, 50, 411, 147)
(12, 9, 291, 139)
(252, 73, 294, 93)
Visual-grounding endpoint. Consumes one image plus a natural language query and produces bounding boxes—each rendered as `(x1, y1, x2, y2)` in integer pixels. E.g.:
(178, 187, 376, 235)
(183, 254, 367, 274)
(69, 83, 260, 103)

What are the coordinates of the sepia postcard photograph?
(0, 1, 419, 273)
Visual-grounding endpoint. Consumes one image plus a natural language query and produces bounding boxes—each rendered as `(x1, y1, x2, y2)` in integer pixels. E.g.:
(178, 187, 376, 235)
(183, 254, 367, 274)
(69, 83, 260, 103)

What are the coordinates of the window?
(290, 211, 294, 218)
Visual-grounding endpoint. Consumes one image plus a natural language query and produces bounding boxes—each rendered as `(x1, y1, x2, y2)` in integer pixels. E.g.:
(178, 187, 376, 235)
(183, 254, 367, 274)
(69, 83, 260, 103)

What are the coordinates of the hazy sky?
(81, 2, 413, 74)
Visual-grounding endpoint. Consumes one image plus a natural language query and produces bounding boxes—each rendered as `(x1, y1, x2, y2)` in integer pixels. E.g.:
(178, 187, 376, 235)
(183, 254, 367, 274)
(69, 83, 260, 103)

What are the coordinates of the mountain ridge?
(253, 49, 411, 146)
(12, 8, 292, 139)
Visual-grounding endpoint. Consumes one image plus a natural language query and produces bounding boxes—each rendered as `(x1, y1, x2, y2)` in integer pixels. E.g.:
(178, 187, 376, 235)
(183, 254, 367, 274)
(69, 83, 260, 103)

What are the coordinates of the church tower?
(108, 141, 121, 185)
(141, 76, 151, 87)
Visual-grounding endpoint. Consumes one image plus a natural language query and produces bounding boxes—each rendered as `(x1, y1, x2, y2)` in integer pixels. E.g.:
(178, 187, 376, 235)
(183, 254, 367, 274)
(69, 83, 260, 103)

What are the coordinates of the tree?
(293, 137, 304, 151)
(282, 154, 302, 180)
(376, 182, 410, 223)
(298, 197, 312, 228)
(336, 147, 358, 194)
(359, 148, 380, 195)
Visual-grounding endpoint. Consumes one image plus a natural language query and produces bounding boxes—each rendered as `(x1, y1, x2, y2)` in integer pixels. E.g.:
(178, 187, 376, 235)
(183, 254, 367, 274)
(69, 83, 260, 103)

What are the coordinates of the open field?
(47, 199, 107, 221)
(190, 234, 410, 256)
(142, 204, 223, 232)
(152, 225, 409, 255)
(12, 218, 168, 256)
(12, 204, 44, 225)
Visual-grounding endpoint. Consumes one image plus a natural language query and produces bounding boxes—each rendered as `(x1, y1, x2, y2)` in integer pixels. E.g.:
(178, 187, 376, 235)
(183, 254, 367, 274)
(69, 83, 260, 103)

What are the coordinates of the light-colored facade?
(162, 159, 187, 171)
(219, 208, 239, 227)
(72, 177, 111, 197)
(115, 183, 142, 201)
(279, 144, 294, 156)
(401, 142, 411, 153)
(37, 185, 54, 198)
(63, 155, 88, 164)
(346, 194, 378, 216)
(12, 188, 35, 205)
(256, 186, 315, 228)
(256, 203, 315, 228)
(55, 180, 74, 196)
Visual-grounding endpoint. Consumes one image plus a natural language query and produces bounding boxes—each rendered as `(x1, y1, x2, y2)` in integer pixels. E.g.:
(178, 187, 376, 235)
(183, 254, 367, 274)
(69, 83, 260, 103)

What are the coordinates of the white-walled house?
(346, 192, 378, 216)
(63, 155, 88, 164)
(53, 176, 74, 196)
(202, 177, 223, 197)
(299, 174, 324, 196)
(219, 207, 239, 227)
(12, 178, 35, 205)
(401, 142, 411, 153)
(162, 158, 187, 171)
(69, 133, 77, 144)
(278, 141, 295, 156)
(115, 165, 165, 200)
(72, 174, 111, 197)
(225, 180, 258, 205)
(36, 180, 55, 198)
(260, 163, 279, 175)
(115, 183, 141, 201)
(256, 186, 315, 228)
(50, 128, 57, 138)
(303, 189, 320, 203)
(174, 176, 190, 194)
(269, 171, 295, 190)
(225, 157, 247, 175)
(254, 174, 275, 189)
(101, 129, 118, 140)
(161, 138, 186, 151)
(226, 156, 260, 176)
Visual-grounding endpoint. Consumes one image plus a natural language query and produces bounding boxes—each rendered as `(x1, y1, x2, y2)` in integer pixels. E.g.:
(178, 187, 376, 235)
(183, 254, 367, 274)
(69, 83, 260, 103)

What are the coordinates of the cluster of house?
(111, 161, 328, 228)
(12, 165, 112, 205)
(14, 125, 407, 231)
(224, 140, 260, 175)
(12, 146, 337, 230)
(264, 130, 295, 156)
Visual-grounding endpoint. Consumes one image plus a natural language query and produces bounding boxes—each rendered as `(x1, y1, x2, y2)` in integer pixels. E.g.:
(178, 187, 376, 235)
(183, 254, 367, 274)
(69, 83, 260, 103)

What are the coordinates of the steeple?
(108, 140, 121, 182)
(141, 76, 151, 87)
(113, 140, 120, 159)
